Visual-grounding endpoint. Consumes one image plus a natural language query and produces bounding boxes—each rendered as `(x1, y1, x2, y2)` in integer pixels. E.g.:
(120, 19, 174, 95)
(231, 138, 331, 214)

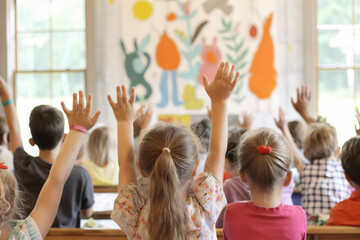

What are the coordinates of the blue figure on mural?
(120, 35, 152, 101)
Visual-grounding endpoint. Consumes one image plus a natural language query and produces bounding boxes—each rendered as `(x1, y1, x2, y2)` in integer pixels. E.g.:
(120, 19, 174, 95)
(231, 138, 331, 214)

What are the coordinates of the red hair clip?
(0, 162, 8, 170)
(257, 145, 272, 154)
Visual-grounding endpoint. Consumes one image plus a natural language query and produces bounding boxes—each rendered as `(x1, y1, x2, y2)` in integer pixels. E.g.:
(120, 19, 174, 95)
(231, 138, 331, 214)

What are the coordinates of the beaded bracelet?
(69, 125, 88, 135)
(2, 99, 14, 106)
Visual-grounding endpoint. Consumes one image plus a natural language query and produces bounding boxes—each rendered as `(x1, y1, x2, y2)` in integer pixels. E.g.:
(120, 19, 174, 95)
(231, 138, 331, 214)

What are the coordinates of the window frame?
(13, 0, 88, 103)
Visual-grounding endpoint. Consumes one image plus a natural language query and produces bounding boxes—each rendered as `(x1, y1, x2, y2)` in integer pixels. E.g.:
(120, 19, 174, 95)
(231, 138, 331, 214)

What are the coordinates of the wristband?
(70, 125, 88, 134)
(2, 99, 13, 106)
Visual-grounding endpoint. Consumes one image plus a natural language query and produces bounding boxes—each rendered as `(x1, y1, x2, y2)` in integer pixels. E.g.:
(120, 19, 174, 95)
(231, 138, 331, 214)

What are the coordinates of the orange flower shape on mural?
(156, 32, 181, 71)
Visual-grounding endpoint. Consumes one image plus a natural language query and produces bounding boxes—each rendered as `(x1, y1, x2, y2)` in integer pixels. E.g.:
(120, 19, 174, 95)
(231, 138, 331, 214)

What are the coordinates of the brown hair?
(340, 136, 360, 186)
(138, 123, 199, 240)
(226, 128, 247, 165)
(87, 126, 112, 166)
(0, 170, 20, 225)
(237, 128, 292, 191)
(288, 120, 307, 149)
(29, 105, 64, 150)
(303, 122, 338, 161)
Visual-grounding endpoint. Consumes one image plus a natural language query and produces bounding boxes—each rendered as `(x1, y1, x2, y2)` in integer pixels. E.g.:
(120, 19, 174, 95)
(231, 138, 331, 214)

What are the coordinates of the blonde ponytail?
(0, 170, 20, 225)
(148, 151, 188, 240)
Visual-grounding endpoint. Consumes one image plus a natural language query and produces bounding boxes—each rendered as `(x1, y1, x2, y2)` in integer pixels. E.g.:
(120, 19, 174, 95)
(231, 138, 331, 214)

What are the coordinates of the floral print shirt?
(111, 172, 226, 239)
(9, 216, 42, 240)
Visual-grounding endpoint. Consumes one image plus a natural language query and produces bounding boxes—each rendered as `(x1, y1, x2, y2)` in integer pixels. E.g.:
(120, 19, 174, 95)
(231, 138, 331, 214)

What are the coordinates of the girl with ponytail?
(109, 62, 238, 239)
(223, 110, 307, 240)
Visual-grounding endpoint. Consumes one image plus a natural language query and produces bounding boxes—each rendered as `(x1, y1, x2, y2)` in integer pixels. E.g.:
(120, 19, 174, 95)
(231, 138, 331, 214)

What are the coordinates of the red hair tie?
(257, 145, 272, 154)
(0, 162, 8, 170)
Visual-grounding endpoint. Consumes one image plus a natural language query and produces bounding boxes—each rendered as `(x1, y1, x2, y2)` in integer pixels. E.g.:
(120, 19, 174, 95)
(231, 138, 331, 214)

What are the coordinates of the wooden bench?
(92, 186, 117, 219)
(93, 186, 117, 193)
(45, 226, 360, 240)
(306, 226, 360, 240)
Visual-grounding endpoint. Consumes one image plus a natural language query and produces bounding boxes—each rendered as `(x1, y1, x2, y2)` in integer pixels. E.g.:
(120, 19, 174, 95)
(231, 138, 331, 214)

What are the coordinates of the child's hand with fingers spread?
(203, 61, 239, 103)
(238, 111, 254, 129)
(274, 107, 288, 131)
(61, 91, 101, 131)
(108, 85, 137, 123)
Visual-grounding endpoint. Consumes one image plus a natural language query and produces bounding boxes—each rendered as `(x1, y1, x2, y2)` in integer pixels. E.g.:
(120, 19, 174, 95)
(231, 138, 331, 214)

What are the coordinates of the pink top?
(223, 201, 307, 240)
(111, 172, 226, 239)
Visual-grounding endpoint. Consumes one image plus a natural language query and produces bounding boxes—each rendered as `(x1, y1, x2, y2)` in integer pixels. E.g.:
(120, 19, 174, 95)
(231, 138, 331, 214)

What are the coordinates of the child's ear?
(28, 138, 35, 146)
(192, 160, 200, 177)
(283, 171, 293, 187)
(239, 171, 248, 184)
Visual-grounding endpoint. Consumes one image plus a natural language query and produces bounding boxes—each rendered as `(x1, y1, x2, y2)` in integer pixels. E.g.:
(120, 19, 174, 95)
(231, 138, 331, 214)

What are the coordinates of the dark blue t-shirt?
(14, 147, 94, 228)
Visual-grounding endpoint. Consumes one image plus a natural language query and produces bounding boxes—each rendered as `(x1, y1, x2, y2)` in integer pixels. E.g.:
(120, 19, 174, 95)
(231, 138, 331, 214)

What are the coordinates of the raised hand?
(203, 61, 239, 103)
(107, 85, 138, 123)
(61, 91, 101, 130)
(291, 86, 316, 123)
(274, 106, 305, 175)
(238, 111, 254, 129)
(136, 105, 153, 130)
(274, 107, 288, 131)
(355, 106, 360, 136)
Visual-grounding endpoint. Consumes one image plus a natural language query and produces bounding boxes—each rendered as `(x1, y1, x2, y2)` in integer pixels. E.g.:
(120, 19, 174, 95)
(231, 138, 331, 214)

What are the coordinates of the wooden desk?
(44, 228, 223, 240)
(45, 229, 127, 240)
(92, 210, 112, 219)
(44, 226, 360, 240)
(93, 186, 117, 193)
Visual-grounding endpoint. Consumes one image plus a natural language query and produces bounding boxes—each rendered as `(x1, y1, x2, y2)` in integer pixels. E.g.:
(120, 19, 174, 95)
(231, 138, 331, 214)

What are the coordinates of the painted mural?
(119, 0, 277, 114)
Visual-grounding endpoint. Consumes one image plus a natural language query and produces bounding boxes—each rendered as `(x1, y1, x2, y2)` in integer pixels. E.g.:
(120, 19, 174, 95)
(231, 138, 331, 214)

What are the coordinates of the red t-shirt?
(223, 201, 307, 240)
(327, 190, 360, 226)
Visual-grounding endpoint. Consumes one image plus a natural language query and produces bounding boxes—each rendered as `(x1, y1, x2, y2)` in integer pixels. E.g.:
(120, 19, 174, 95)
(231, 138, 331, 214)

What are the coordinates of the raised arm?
(108, 85, 138, 192)
(30, 91, 100, 238)
(274, 107, 305, 175)
(135, 106, 153, 145)
(238, 111, 254, 129)
(355, 106, 360, 136)
(203, 62, 239, 183)
(291, 86, 317, 124)
(0, 77, 23, 153)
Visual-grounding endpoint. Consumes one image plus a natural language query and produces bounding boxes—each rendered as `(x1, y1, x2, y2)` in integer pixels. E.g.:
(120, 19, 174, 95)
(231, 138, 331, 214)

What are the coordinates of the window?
(15, 0, 86, 154)
(317, 0, 360, 145)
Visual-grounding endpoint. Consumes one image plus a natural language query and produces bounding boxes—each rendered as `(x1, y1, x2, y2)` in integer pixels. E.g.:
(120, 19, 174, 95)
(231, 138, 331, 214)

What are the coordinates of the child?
(0, 116, 13, 171)
(279, 95, 351, 215)
(81, 126, 119, 186)
(300, 122, 350, 215)
(0, 76, 100, 238)
(327, 136, 360, 226)
(12, 103, 95, 228)
(223, 127, 307, 240)
(109, 62, 238, 239)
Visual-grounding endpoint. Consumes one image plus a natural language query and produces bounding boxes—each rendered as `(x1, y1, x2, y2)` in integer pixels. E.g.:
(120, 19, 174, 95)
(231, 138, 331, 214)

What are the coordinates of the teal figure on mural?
(120, 35, 152, 101)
